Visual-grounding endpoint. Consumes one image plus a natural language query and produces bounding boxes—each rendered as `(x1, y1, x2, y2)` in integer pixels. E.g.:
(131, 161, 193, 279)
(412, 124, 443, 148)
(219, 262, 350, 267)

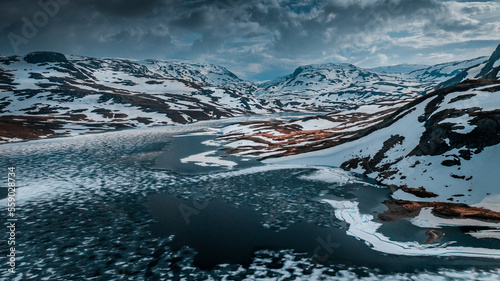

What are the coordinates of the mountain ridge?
(0, 52, 279, 143)
(0, 47, 498, 143)
(254, 57, 489, 110)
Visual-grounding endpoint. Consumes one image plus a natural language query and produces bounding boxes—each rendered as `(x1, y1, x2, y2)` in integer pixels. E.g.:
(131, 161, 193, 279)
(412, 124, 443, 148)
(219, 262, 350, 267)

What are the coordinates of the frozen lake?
(1, 116, 499, 280)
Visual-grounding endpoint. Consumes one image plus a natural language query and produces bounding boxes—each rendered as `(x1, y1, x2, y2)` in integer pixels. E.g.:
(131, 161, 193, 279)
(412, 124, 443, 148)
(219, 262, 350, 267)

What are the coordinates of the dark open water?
(0, 119, 499, 280)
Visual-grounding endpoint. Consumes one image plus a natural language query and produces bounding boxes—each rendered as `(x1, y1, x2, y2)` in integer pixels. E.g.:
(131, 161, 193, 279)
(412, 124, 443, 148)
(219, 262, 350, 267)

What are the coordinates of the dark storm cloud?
(91, 0, 168, 16)
(0, 0, 499, 80)
(0, 0, 178, 58)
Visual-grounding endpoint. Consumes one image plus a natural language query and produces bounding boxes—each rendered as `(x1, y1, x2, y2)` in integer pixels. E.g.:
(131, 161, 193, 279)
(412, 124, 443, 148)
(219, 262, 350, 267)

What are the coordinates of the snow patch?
(299, 167, 354, 185)
(322, 199, 500, 259)
(473, 194, 500, 212)
(180, 150, 237, 168)
(467, 229, 500, 240)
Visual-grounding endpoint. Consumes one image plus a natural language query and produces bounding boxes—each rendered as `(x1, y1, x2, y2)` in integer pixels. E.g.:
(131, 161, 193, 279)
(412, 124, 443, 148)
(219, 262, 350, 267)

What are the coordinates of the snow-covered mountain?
(438, 45, 500, 89)
(369, 64, 428, 74)
(267, 78, 500, 209)
(407, 56, 488, 83)
(257, 58, 488, 111)
(0, 52, 280, 143)
(0, 49, 497, 144)
(221, 44, 500, 214)
(256, 63, 422, 110)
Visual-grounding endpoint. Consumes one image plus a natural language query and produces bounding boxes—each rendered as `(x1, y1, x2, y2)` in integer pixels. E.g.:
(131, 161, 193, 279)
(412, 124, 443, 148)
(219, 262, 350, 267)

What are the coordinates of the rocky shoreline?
(379, 199, 500, 222)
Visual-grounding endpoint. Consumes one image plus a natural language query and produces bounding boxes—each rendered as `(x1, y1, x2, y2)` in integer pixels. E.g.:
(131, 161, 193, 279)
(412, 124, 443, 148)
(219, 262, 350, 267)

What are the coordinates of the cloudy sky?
(1, 0, 499, 80)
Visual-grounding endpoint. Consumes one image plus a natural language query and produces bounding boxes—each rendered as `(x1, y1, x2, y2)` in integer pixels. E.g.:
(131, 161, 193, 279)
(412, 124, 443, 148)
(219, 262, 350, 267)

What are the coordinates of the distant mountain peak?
(369, 64, 429, 74)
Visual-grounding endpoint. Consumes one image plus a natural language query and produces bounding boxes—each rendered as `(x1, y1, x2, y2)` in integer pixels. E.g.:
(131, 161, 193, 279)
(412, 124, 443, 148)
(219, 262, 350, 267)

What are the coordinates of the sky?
(1, 0, 499, 81)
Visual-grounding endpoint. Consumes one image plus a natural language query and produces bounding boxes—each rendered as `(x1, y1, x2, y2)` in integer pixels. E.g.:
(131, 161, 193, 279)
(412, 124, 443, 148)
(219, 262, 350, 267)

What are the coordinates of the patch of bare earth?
(219, 106, 399, 158)
(0, 115, 66, 141)
(379, 199, 500, 222)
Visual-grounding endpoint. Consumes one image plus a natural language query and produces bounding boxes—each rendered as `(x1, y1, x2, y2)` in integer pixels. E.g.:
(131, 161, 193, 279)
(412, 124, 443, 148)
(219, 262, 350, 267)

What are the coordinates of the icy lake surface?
(1, 116, 499, 280)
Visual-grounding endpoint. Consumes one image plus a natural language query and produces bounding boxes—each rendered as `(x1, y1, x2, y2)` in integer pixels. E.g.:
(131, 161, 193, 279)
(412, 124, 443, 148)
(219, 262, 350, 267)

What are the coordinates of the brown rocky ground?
(379, 199, 500, 222)
(219, 105, 401, 159)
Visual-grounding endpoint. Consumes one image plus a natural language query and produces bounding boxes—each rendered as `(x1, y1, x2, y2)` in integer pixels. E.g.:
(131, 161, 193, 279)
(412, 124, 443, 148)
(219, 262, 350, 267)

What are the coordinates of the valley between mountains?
(1, 45, 500, 238)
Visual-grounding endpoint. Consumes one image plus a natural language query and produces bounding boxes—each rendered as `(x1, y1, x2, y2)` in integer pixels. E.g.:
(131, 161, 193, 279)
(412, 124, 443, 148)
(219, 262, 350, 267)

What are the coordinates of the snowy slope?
(408, 56, 487, 83)
(0, 52, 280, 143)
(256, 63, 424, 110)
(0, 49, 496, 144)
(223, 45, 500, 212)
(438, 45, 500, 88)
(264, 79, 500, 211)
(369, 64, 429, 74)
(146, 59, 258, 95)
(256, 58, 489, 111)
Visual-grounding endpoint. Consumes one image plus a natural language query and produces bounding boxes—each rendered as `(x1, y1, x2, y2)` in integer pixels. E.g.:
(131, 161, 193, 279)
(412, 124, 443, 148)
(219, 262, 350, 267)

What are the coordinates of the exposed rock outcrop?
(24, 51, 68, 64)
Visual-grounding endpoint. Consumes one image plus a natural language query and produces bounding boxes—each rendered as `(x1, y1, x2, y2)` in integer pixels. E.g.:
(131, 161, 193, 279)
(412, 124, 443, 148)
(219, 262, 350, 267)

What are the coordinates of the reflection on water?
(147, 194, 344, 270)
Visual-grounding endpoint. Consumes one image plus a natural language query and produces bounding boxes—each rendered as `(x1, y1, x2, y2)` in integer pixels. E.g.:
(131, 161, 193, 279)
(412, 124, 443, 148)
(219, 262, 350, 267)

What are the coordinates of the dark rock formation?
(24, 51, 68, 64)
(424, 230, 444, 244)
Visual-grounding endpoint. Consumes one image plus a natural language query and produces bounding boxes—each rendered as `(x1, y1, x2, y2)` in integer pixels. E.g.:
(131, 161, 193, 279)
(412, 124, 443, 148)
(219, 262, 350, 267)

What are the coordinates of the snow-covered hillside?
(0, 49, 497, 144)
(256, 63, 422, 110)
(438, 44, 500, 88)
(408, 56, 487, 83)
(256, 58, 488, 111)
(369, 64, 428, 74)
(0, 52, 280, 143)
(264, 79, 500, 211)
(221, 45, 500, 214)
